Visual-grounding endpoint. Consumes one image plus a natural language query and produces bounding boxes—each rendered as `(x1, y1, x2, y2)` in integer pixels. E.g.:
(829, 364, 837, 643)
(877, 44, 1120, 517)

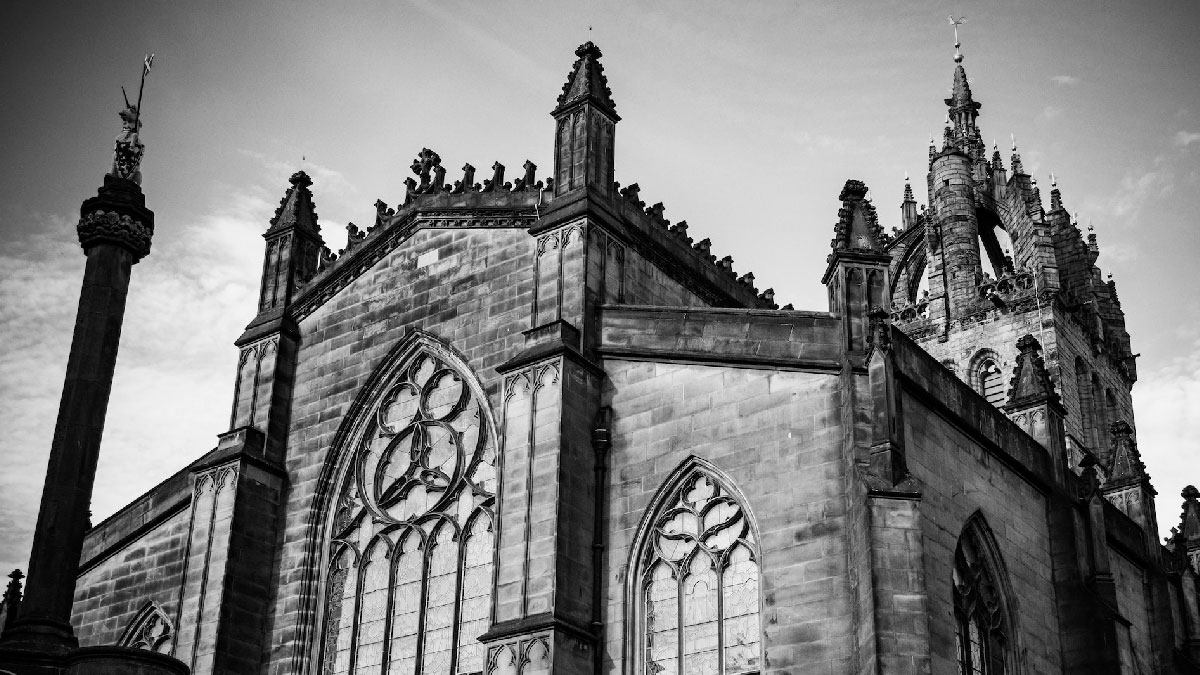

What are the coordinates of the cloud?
(1051, 75, 1081, 87)
(238, 148, 356, 201)
(1174, 131, 1200, 148)
(1137, 336, 1200, 540)
(1041, 105, 1063, 120)
(0, 187, 267, 574)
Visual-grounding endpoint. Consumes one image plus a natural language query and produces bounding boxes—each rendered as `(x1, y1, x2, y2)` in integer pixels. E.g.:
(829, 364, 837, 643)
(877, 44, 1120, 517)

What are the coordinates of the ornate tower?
(885, 33, 1138, 479)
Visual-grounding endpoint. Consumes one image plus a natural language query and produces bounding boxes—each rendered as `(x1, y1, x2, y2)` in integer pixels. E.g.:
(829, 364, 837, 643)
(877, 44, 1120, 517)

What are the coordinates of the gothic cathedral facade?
(9, 42, 1200, 675)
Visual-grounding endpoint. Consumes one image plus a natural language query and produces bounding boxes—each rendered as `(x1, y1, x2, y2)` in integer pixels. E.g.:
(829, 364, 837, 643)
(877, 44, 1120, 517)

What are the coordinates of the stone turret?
(551, 41, 618, 199)
(824, 180, 892, 358)
(254, 170, 324, 318)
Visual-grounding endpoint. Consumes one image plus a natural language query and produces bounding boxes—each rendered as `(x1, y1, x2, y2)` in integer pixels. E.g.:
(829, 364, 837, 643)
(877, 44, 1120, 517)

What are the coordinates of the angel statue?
(110, 97, 145, 185)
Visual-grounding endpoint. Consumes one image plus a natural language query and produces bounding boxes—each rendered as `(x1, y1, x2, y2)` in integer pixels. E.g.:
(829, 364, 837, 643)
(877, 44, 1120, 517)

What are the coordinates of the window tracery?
(953, 519, 1012, 675)
(636, 467, 761, 675)
(319, 345, 497, 675)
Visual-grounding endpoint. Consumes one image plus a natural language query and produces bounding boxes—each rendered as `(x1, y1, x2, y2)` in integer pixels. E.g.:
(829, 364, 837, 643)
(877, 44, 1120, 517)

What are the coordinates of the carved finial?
(410, 148, 442, 193)
(452, 163, 476, 194)
(483, 161, 506, 193)
(1181, 486, 1200, 543)
(3, 569, 23, 630)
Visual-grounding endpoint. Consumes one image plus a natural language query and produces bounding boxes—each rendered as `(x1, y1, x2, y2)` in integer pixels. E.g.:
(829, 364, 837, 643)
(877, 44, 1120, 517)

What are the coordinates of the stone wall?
(600, 359, 847, 673)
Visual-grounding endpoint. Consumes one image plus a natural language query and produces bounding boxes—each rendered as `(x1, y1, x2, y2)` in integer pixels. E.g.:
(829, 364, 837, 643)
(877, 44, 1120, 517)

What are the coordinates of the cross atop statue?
(109, 54, 154, 185)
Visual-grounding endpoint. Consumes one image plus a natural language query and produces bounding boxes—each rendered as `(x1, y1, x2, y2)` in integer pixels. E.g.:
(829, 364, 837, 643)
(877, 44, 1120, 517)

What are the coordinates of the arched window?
(953, 516, 1014, 675)
(117, 601, 174, 653)
(319, 341, 497, 675)
(633, 462, 761, 675)
(1074, 358, 1096, 450)
(977, 359, 1006, 407)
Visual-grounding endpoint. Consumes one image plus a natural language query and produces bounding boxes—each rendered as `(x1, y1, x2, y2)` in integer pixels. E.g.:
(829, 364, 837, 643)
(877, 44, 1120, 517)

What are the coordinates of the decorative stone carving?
(77, 209, 153, 261)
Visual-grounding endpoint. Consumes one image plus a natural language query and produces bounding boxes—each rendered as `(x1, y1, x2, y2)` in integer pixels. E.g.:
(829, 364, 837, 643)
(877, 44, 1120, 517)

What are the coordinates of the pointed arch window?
(117, 601, 174, 653)
(976, 358, 1006, 407)
(635, 464, 761, 675)
(953, 517, 1014, 675)
(318, 343, 497, 675)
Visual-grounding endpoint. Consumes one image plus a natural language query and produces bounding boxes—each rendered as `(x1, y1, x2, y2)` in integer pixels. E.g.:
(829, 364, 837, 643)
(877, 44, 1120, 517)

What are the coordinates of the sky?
(1, 1, 1198, 575)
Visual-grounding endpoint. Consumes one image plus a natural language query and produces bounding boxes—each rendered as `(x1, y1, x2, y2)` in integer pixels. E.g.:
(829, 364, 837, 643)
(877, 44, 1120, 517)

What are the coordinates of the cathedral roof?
(553, 41, 619, 120)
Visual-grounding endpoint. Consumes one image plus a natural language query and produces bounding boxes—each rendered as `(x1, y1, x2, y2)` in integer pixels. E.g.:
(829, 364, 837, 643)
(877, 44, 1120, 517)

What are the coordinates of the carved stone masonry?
(77, 209, 154, 261)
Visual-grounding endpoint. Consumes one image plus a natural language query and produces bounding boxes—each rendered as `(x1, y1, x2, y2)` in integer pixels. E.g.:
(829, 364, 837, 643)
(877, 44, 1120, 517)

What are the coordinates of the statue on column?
(109, 99, 144, 184)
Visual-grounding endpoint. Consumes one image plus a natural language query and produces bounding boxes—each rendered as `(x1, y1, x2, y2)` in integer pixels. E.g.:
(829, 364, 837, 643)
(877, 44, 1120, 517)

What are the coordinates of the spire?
(901, 173, 919, 229)
(267, 170, 321, 236)
(1010, 134, 1024, 175)
(552, 41, 619, 120)
(830, 180, 888, 253)
(1049, 173, 1064, 212)
(1004, 335, 1065, 413)
(991, 141, 1004, 170)
(1106, 421, 1148, 484)
(944, 17, 981, 138)
(551, 42, 619, 199)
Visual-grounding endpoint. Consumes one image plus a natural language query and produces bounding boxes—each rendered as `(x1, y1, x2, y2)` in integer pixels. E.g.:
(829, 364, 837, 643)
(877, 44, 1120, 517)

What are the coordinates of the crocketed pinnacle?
(267, 170, 321, 236)
(1004, 334, 1064, 413)
(1107, 421, 1148, 484)
(831, 179, 887, 252)
(1181, 486, 1200, 544)
(553, 41, 619, 120)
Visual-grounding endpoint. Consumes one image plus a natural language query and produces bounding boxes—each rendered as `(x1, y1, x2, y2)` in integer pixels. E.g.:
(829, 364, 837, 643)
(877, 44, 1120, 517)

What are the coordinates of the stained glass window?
(952, 519, 1010, 675)
(637, 468, 761, 675)
(319, 346, 497, 675)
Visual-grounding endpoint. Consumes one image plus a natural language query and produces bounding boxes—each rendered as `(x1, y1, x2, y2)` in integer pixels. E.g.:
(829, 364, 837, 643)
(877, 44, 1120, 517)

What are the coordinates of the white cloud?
(1137, 336, 1200, 540)
(0, 187, 267, 574)
(1041, 105, 1063, 120)
(1174, 131, 1200, 148)
(1051, 75, 1081, 87)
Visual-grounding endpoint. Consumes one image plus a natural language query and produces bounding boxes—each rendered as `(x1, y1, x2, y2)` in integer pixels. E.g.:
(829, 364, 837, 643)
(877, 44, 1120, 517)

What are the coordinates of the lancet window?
(975, 357, 1005, 407)
(319, 345, 497, 675)
(636, 465, 761, 675)
(953, 518, 1013, 675)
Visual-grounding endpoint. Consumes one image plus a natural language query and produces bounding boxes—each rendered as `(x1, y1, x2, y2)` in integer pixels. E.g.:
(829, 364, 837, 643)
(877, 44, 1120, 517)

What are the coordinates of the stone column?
(1, 175, 153, 652)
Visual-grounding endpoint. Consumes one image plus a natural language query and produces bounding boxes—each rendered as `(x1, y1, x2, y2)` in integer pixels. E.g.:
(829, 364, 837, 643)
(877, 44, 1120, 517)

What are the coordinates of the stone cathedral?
(5, 40, 1200, 675)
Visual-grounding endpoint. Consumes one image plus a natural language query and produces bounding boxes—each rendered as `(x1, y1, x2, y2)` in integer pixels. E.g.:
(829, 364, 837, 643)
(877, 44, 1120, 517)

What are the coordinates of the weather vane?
(948, 15, 967, 63)
(110, 53, 154, 184)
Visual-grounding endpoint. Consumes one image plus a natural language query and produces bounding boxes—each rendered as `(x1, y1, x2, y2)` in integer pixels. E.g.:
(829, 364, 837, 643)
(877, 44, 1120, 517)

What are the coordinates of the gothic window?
(319, 343, 497, 675)
(953, 517, 1013, 675)
(977, 358, 1005, 407)
(117, 601, 174, 653)
(1075, 358, 1096, 449)
(635, 464, 761, 675)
